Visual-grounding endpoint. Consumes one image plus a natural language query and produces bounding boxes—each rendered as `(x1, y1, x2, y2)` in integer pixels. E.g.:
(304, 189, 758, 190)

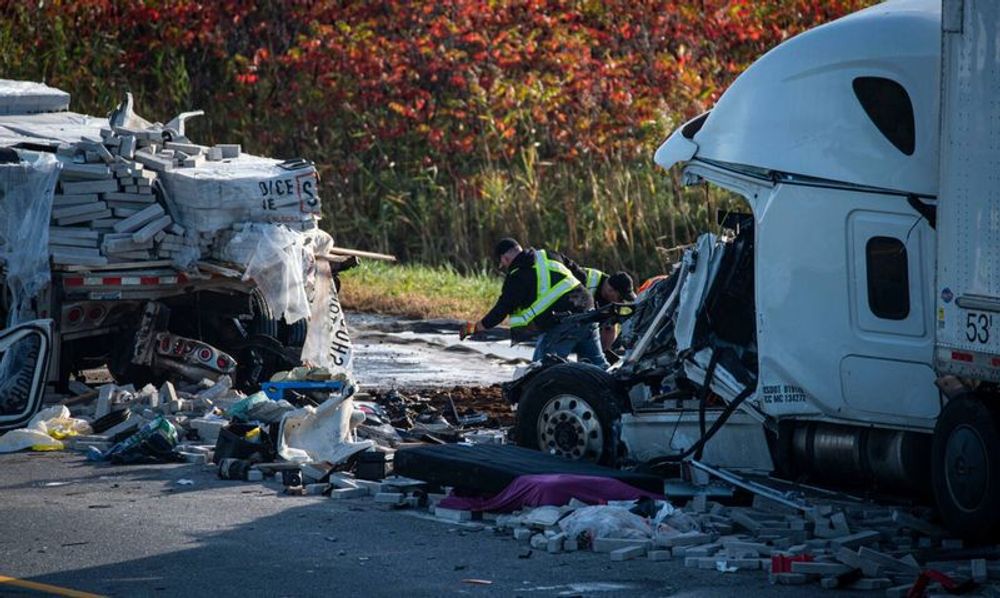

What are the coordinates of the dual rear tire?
(931, 396, 1000, 542)
(514, 363, 622, 466)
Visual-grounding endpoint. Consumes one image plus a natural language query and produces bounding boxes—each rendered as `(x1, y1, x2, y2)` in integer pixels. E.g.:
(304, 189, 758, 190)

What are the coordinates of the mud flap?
(0, 319, 53, 431)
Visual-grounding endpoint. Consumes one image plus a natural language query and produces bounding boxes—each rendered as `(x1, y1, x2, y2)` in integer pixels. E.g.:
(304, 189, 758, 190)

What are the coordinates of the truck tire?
(281, 319, 308, 348)
(249, 288, 277, 339)
(932, 396, 1000, 542)
(514, 363, 622, 466)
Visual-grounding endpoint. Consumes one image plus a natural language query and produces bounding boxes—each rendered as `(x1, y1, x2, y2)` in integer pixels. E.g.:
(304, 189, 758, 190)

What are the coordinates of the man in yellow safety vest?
(460, 238, 609, 368)
(579, 267, 636, 351)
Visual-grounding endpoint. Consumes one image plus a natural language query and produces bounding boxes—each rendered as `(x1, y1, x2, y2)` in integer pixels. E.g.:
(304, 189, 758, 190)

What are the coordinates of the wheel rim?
(537, 393, 604, 461)
(944, 424, 990, 513)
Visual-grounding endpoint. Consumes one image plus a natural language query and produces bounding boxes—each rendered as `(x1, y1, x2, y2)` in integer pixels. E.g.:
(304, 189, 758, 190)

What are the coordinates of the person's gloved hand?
(459, 320, 478, 340)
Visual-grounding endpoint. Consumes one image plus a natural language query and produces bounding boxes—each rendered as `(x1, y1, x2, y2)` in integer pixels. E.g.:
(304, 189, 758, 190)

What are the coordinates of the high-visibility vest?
(508, 250, 581, 328)
(584, 267, 605, 296)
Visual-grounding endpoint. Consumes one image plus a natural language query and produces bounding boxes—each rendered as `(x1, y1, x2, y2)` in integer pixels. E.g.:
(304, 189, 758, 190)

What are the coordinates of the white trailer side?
(935, 0, 1000, 382)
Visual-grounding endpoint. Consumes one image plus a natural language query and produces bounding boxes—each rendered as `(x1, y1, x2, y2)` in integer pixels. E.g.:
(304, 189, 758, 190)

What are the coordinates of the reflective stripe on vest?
(584, 268, 604, 296)
(508, 250, 581, 328)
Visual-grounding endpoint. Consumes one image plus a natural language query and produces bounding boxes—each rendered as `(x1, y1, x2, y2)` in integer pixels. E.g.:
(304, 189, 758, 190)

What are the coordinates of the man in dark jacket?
(577, 267, 636, 351)
(461, 238, 609, 368)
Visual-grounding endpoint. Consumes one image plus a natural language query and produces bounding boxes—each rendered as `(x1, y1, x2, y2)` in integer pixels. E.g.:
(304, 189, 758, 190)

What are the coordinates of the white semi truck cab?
(507, 0, 1000, 540)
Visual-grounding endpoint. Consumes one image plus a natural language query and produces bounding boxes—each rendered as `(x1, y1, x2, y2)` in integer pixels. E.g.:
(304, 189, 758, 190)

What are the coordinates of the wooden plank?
(323, 247, 397, 262)
(196, 261, 243, 278)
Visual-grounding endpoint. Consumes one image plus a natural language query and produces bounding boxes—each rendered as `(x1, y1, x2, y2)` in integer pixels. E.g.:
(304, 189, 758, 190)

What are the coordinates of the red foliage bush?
(0, 0, 874, 270)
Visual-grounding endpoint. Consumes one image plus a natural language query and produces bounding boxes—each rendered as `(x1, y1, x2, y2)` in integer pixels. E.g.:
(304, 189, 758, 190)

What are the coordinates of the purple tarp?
(438, 473, 665, 513)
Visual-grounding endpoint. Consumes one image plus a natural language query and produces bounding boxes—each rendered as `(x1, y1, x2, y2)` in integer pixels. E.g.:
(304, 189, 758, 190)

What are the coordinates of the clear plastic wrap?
(232, 224, 311, 324)
(0, 150, 59, 325)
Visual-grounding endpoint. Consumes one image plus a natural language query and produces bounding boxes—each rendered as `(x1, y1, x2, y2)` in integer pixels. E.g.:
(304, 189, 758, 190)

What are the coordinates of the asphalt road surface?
(0, 452, 872, 598)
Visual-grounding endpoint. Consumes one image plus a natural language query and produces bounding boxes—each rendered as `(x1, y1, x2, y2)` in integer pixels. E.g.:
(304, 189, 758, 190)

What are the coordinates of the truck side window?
(866, 236, 910, 320)
(853, 77, 915, 156)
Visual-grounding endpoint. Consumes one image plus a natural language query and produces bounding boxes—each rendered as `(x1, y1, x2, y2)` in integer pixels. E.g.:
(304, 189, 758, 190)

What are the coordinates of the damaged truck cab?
(653, 0, 941, 469)
(511, 0, 1000, 540)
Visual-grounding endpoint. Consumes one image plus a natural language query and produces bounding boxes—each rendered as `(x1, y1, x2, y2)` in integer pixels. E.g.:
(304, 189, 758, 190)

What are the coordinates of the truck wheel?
(514, 363, 622, 465)
(932, 396, 1000, 542)
(249, 288, 277, 339)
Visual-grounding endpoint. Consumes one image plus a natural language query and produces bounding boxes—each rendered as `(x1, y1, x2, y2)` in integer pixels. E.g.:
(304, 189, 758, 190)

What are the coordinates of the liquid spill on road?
(348, 313, 532, 391)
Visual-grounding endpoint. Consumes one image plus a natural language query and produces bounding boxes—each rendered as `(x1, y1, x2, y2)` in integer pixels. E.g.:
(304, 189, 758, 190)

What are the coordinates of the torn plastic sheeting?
(231, 224, 310, 324)
(0, 405, 90, 453)
(0, 154, 58, 433)
(277, 393, 372, 465)
(300, 229, 353, 374)
(558, 505, 653, 541)
(0, 150, 59, 325)
(300, 255, 353, 374)
(438, 474, 666, 513)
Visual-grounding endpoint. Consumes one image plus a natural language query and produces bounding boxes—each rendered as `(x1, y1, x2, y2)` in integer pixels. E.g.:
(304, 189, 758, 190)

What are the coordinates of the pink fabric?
(438, 473, 664, 513)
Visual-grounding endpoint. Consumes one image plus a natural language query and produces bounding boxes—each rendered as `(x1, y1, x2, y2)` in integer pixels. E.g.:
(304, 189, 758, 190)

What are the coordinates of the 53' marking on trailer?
(965, 311, 994, 345)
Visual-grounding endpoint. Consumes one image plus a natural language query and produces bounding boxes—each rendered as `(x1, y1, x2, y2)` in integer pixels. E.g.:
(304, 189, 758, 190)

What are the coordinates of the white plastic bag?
(0, 427, 60, 453)
(558, 505, 652, 541)
(0, 405, 90, 453)
(29, 405, 91, 439)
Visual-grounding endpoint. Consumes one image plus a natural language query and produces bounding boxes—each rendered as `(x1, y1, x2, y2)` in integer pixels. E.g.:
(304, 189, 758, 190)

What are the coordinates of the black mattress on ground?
(393, 444, 663, 495)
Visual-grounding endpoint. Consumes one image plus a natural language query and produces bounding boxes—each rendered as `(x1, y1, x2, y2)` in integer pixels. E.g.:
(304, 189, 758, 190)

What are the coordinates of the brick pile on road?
(256, 466, 1000, 597)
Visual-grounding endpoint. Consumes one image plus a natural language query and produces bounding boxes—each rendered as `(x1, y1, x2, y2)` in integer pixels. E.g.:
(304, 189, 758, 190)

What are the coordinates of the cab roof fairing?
(654, 0, 941, 197)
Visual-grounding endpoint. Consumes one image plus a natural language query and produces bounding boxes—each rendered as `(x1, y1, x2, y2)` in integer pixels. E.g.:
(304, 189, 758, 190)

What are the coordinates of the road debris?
(2, 328, 999, 598)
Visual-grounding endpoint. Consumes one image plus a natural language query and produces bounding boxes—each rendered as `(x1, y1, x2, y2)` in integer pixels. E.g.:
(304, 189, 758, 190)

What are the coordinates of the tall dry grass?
(327, 144, 744, 280)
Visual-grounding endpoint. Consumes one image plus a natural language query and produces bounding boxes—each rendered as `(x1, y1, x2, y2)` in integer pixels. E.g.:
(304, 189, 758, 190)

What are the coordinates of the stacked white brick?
(48, 117, 250, 267)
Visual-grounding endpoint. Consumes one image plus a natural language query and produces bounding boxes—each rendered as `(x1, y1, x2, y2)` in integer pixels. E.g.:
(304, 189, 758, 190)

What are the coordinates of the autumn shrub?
(0, 0, 874, 278)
